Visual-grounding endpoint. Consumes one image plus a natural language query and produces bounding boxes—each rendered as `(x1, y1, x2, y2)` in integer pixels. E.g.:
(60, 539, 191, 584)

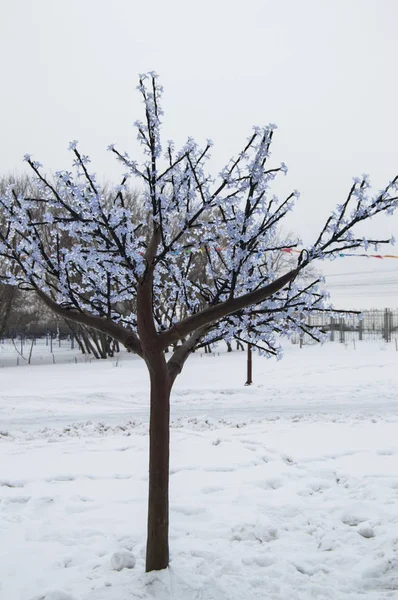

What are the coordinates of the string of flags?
(169, 246, 398, 259)
(22, 245, 398, 262)
(281, 248, 398, 260)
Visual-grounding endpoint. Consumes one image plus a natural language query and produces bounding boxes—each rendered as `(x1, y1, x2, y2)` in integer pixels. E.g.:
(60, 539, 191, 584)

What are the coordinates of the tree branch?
(159, 267, 299, 349)
(167, 327, 209, 383)
(35, 288, 142, 355)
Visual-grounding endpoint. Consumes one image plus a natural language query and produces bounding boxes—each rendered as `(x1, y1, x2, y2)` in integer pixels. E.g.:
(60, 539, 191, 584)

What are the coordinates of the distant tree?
(0, 174, 131, 355)
(0, 175, 32, 337)
(0, 73, 397, 572)
(0, 284, 17, 338)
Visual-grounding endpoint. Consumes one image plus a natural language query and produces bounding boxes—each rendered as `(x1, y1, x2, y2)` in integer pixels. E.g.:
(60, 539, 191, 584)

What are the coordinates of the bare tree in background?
(0, 175, 141, 355)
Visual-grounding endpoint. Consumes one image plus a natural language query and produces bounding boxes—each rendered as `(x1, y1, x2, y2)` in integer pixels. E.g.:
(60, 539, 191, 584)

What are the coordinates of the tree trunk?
(145, 365, 171, 572)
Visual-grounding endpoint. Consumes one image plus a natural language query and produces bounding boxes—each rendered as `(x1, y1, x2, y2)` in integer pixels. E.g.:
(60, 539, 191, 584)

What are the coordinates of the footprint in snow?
(363, 558, 398, 591)
(256, 478, 283, 491)
(231, 522, 278, 543)
(201, 486, 224, 494)
(45, 475, 75, 483)
(30, 593, 76, 600)
(172, 505, 207, 516)
(341, 513, 368, 526)
(242, 555, 274, 567)
(209, 466, 236, 472)
(2, 496, 30, 504)
(0, 480, 25, 488)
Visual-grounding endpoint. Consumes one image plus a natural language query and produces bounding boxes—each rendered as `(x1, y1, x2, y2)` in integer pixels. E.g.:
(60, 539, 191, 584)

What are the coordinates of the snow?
(110, 551, 136, 571)
(1, 341, 398, 599)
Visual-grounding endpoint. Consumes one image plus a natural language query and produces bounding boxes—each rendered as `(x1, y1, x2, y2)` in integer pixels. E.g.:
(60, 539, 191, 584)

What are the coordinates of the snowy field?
(1, 341, 398, 600)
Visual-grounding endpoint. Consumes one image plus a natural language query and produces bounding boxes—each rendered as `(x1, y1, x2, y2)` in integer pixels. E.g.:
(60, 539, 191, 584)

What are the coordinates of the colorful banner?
(165, 246, 398, 259)
(281, 248, 398, 260)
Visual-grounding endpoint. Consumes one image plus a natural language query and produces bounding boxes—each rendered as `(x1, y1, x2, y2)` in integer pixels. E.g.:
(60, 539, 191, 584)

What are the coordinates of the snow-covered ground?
(1, 341, 398, 599)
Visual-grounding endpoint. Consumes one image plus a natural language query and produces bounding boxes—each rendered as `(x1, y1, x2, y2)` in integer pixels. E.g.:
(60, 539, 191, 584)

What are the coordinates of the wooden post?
(330, 317, 335, 342)
(245, 343, 253, 386)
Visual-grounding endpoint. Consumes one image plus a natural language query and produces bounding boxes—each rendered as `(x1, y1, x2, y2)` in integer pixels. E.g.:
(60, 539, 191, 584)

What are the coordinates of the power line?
(324, 267, 398, 278)
(327, 280, 398, 288)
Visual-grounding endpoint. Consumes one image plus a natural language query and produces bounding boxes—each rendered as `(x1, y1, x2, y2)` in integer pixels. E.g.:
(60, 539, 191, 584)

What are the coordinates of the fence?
(0, 327, 120, 361)
(2, 309, 398, 353)
(291, 309, 398, 345)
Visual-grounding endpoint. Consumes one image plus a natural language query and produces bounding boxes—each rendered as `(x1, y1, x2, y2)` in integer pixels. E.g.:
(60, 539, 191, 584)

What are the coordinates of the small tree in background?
(0, 72, 397, 572)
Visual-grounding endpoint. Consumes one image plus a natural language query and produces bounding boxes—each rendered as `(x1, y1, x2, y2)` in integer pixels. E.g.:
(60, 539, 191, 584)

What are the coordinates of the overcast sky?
(1, 0, 397, 307)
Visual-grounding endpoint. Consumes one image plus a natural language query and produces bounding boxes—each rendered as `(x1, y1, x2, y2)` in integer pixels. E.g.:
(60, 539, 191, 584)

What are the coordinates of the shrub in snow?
(111, 549, 136, 571)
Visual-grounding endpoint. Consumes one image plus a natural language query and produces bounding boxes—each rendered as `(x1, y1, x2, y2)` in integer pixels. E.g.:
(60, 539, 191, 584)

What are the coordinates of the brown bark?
(145, 357, 171, 572)
(136, 227, 172, 572)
